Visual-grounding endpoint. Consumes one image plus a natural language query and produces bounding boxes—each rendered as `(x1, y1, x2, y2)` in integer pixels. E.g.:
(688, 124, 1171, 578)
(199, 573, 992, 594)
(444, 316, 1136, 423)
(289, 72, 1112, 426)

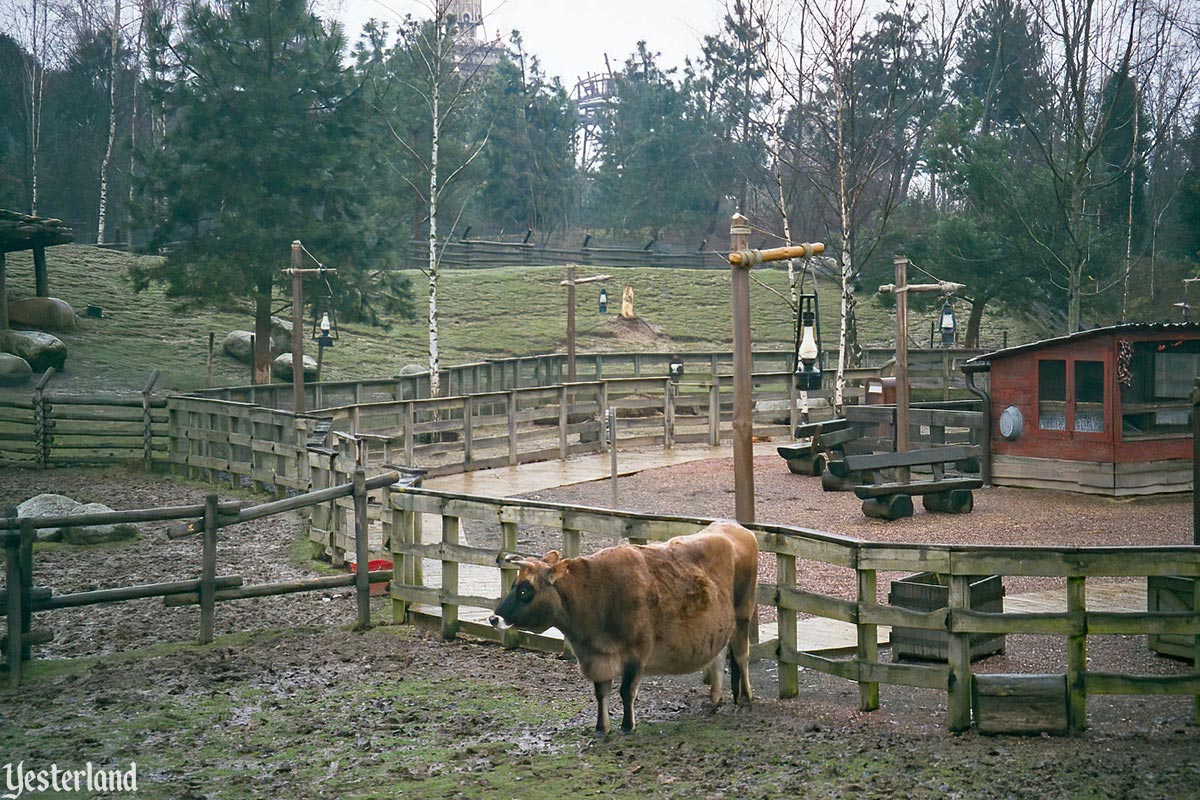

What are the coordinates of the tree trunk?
(254, 274, 273, 384)
(97, 0, 121, 245)
(427, 59, 442, 399)
(964, 297, 987, 349)
(1067, 265, 1082, 334)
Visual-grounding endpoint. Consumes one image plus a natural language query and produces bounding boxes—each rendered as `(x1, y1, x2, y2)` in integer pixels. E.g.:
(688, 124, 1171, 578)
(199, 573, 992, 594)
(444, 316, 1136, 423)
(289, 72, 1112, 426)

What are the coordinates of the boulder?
(269, 316, 294, 355)
(398, 363, 426, 376)
(7, 296, 77, 331)
(16, 494, 139, 543)
(222, 317, 297, 364)
(222, 330, 255, 363)
(273, 352, 318, 381)
(62, 502, 140, 545)
(0, 352, 32, 386)
(0, 329, 67, 372)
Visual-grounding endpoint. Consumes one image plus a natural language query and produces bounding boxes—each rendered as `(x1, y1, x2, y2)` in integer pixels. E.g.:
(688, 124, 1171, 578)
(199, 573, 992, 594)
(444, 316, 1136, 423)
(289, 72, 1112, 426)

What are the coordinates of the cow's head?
(489, 551, 568, 634)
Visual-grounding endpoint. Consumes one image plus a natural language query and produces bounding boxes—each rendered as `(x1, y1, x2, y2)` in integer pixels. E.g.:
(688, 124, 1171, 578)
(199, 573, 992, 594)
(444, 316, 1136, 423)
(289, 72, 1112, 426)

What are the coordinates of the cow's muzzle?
(489, 614, 513, 630)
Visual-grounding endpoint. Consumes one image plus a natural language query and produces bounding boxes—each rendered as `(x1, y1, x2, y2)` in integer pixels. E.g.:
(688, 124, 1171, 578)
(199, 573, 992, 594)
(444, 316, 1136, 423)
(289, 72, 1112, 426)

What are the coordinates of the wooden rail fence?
(0, 471, 400, 687)
(387, 487, 1200, 733)
(0, 368, 166, 468)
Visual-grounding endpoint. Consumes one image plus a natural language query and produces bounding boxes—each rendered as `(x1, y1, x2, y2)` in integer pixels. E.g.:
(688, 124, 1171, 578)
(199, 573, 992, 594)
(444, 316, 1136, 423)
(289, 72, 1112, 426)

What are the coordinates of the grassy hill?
(1, 246, 1039, 393)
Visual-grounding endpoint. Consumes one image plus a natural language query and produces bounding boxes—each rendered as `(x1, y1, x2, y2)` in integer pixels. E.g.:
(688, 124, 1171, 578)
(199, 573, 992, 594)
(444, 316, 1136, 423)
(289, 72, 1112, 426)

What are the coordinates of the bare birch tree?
(367, 0, 498, 398)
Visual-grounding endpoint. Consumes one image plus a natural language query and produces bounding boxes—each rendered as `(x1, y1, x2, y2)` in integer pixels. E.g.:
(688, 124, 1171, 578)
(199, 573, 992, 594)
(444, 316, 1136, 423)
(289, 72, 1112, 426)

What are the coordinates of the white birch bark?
(97, 0, 121, 244)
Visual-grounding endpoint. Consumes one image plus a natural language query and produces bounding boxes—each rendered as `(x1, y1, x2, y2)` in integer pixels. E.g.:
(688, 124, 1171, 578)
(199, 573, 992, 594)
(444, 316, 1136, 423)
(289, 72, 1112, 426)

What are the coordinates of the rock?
(269, 316, 294, 355)
(62, 503, 139, 544)
(0, 329, 67, 372)
(7, 296, 77, 331)
(273, 352, 318, 381)
(222, 318, 296, 364)
(398, 364, 426, 376)
(222, 330, 255, 363)
(0, 352, 32, 385)
(15, 494, 139, 544)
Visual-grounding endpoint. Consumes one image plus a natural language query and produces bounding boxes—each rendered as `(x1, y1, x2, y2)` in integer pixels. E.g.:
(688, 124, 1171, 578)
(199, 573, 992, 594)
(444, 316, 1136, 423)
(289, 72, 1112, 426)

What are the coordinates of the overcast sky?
(321, 0, 726, 87)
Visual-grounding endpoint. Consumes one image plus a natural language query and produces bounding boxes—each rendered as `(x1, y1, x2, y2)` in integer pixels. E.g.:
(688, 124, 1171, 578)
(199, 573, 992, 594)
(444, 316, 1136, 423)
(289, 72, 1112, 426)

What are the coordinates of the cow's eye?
(517, 585, 533, 601)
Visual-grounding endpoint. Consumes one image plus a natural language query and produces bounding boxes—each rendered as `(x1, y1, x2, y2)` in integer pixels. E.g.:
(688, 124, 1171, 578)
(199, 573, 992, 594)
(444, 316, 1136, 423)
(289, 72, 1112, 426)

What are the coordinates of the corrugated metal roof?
(964, 322, 1200, 367)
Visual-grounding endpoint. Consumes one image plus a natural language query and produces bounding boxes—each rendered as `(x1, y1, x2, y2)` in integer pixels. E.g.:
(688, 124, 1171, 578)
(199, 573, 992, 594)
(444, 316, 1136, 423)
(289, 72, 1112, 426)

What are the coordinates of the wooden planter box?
(889, 572, 1005, 662)
(1147, 575, 1196, 663)
(972, 673, 1068, 735)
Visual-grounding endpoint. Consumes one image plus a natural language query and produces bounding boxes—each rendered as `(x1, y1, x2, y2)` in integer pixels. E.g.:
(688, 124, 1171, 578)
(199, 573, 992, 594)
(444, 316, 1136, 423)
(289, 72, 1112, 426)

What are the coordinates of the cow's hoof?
(591, 727, 610, 739)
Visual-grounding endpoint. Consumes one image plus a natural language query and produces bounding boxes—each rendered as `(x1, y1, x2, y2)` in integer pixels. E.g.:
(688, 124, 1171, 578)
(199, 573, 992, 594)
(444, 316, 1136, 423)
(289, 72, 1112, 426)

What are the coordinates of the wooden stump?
(862, 494, 913, 520)
(923, 489, 974, 514)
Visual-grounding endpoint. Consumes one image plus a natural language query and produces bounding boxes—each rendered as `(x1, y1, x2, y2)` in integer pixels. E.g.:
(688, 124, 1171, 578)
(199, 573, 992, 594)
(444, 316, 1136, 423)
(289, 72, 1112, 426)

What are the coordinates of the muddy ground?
(1, 461, 1198, 799)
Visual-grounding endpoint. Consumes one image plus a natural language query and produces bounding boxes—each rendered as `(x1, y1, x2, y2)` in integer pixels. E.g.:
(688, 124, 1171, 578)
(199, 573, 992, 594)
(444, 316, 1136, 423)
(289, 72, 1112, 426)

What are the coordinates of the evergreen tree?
(132, 0, 406, 382)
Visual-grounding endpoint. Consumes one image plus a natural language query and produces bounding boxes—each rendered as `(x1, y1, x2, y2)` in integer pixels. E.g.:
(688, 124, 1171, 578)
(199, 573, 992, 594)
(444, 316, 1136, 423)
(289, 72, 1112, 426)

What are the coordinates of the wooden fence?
(0, 470, 400, 687)
(0, 369, 166, 468)
(404, 238, 732, 270)
(386, 487, 1200, 733)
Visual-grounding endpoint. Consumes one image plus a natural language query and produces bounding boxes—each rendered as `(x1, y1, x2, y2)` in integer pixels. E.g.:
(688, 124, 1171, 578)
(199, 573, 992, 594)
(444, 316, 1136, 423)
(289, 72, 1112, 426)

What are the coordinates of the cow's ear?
(548, 559, 569, 584)
(542, 550, 561, 566)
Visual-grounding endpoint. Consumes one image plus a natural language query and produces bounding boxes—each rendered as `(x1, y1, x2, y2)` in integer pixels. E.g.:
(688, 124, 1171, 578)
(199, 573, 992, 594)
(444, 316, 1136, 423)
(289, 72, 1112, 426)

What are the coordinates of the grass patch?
(0, 246, 1038, 394)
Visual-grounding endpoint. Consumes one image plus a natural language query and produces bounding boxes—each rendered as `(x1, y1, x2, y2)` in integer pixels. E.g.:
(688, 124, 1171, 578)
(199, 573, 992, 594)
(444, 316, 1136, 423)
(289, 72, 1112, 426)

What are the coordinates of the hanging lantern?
(599, 287, 608, 314)
(311, 297, 338, 348)
(939, 299, 956, 348)
(668, 355, 684, 382)
(793, 293, 823, 391)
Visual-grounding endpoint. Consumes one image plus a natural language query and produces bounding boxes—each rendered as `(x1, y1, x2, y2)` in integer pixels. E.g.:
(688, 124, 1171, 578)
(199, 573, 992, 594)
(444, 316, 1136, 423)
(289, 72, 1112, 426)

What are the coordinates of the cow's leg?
(707, 653, 724, 704)
(594, 680, 612, 735)
(618, 662, 643, 733)
(730, 619, 753, 705)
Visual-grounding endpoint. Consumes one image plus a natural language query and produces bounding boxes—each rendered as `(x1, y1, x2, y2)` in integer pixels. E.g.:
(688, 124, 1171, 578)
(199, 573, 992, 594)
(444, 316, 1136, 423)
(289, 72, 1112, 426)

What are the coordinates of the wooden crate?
(972, 673, 1068, 735)
(889, 572, 1005, 662)
(1147, 575, 1196, 663)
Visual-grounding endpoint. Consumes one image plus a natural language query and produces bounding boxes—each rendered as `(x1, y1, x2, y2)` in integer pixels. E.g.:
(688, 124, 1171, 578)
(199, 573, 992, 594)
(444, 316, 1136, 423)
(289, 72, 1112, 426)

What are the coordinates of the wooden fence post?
(5, 526, 28, 687)
(353, 466, 370, 630)
(1067, 575, 1088, 731)
(142, 370, 160, 469)
(441, 513, 460, 640)
(946, 573, 972, 731)
(777, 545, 798, 698)
(708, 382, 721, 446)
(558, 386, 569, 460)
(463, 396, 474, 469)
(507, 391, 518, 466)
(664, 379, 675, 449)
(499, 517, 521, 648)
(18, 520, 33, 662)
(33, 367, 54, 468)
(199, 494, 218, 644)
(857, 566, 880, 711)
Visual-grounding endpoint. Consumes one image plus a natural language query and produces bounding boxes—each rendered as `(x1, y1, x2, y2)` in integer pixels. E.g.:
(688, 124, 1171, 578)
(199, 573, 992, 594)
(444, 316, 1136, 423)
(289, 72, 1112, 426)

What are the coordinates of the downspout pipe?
(962, 361, 992, 487)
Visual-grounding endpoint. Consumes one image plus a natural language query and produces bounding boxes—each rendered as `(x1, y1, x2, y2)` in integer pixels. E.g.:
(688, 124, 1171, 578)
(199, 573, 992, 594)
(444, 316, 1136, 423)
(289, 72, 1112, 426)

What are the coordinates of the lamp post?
(281, 240, 337, 414)
(728, 216, 825, 524)
(560, 265, 611, 383)
(878, 255, 963, 456)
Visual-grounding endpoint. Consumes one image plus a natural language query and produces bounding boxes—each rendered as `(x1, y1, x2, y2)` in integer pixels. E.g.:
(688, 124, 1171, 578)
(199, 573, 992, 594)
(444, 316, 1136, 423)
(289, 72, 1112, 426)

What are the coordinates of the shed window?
(1074, 361, 1104, 432)
(1119, 339, 1199, 438)
(1038, 359, 1066, 430)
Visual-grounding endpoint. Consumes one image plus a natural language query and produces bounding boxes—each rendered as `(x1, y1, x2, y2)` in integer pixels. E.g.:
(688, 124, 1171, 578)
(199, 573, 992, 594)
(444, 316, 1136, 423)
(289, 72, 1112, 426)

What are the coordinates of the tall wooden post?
(893, 255, 911, 455)
(353, 466, 370, 630)
(729, 213, 755, 523)
(291, 241, 305, 414)
(566, 264, 576, 382)
(0, 252, 7, 329)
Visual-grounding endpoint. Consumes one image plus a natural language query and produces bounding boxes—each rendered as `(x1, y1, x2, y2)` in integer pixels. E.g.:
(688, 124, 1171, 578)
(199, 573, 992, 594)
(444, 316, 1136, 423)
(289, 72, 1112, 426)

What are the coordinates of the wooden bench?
(844, 445, 983, 520)
(777, 419, 855, 477)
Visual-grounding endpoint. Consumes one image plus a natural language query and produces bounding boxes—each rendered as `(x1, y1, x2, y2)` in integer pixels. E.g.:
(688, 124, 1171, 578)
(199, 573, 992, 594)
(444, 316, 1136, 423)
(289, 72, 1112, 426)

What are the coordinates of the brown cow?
(489, 520, 758, 734)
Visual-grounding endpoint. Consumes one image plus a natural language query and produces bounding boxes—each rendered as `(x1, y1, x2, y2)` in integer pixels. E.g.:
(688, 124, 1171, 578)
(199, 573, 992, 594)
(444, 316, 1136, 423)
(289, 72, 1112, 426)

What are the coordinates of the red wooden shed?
(963, 323, 1200, 495)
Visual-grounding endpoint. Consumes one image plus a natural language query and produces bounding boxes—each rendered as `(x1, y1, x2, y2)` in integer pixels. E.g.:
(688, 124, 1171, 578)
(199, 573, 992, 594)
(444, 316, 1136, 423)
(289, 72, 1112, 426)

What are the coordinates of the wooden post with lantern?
(727, 215, 825, 523)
